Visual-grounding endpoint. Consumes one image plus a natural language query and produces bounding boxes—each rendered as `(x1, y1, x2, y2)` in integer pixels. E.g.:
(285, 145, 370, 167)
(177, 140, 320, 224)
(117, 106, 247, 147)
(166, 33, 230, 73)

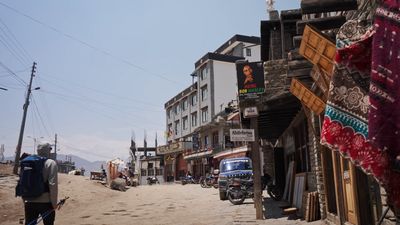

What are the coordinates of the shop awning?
(213, 146, 249, 159)
(183, 150, 213, 160)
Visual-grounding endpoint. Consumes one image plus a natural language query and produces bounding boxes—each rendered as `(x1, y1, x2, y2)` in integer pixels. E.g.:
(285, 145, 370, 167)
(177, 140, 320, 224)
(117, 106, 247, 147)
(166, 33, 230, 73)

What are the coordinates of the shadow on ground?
(263, 197, 300, 220)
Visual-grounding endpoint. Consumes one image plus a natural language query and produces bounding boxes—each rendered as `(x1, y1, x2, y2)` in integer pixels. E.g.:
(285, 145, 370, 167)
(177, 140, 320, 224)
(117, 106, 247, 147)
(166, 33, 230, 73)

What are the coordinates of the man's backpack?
(16, 155, 49, 197)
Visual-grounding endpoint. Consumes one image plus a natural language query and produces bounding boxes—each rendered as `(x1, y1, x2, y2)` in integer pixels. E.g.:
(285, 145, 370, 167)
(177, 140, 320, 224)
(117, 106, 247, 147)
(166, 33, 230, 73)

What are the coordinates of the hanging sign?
(236, 62, 265, 100)
(244, 107, 259, 118)
(230, 129, 255, 142)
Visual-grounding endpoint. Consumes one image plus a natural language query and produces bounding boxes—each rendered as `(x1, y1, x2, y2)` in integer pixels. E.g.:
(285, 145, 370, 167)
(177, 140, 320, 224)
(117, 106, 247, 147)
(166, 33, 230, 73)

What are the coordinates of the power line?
(31, 95, 52, 139)
(60, 143, 112, 160)
(39, 75, 161, 109)
(0, 2, 183, 86)
(0, 61, 27, 86)
(0, 33, 28, 66)
(40, 89, 164, 128)
(0, 17, 33, 61)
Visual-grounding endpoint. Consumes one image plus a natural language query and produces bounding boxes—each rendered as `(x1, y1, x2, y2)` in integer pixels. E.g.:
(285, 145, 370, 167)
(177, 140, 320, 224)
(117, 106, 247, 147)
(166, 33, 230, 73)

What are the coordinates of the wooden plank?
(299, 25, 336, 76)
(293, 173, 307, 215)
(283, 207, 298, 215)
(301, 0, 358, 14)
(290, 78, 326, 115)
(283, 161, 294, 201)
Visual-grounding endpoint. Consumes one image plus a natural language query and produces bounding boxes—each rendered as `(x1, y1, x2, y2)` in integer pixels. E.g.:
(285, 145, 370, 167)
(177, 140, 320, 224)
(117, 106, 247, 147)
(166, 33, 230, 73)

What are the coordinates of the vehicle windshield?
(220, 159, 252, 173)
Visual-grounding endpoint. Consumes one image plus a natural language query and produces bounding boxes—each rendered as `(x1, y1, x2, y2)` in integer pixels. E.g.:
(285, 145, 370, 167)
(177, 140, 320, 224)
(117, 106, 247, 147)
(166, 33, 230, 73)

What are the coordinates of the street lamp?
(26, 136, 44, 154)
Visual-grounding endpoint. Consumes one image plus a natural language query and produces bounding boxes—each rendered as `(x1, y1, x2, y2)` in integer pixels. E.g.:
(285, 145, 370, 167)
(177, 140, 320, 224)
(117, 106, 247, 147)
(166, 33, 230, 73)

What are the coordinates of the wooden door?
(341, 158, 358, 225)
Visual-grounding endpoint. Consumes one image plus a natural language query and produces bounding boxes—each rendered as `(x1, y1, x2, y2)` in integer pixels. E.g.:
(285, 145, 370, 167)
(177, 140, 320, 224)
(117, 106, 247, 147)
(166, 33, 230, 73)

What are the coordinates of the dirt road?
(0, 171, 323, 225)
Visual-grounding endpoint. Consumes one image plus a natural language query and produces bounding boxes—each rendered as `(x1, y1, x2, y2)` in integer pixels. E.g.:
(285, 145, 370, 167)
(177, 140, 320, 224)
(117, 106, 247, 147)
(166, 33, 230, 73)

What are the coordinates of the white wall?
(212, 61, 238, 115)
(243, 43, 261, 62)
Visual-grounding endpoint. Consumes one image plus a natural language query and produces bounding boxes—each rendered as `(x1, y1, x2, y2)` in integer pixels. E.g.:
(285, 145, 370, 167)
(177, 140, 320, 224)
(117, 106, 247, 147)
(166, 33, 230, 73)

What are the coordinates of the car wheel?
(219, 191, 227, 201)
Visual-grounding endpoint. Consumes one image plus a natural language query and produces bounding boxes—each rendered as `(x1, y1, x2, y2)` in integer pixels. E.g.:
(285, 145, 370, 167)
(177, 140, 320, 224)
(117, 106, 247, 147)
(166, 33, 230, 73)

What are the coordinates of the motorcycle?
(181, 175, 196, 185)
(262, 173, 282, 201)
(202, 174, 218, 189)
(227, 177, 253, 205)
(147, 176, 159, 185)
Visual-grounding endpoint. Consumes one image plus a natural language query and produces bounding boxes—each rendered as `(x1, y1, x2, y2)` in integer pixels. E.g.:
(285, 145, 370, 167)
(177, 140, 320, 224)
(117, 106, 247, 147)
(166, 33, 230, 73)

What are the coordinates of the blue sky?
(0, 0, 299, 161)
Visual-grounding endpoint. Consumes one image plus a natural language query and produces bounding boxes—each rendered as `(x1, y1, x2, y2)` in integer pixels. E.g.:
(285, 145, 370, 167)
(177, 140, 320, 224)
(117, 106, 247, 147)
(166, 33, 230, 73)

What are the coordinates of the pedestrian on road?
(22, 143, 58, 225)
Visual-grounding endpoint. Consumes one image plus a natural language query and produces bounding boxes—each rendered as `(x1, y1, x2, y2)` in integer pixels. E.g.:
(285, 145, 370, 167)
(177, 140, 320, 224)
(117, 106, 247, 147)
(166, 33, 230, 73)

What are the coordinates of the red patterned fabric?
(321, 17, 400, 208)
(368, 0, 400, 208)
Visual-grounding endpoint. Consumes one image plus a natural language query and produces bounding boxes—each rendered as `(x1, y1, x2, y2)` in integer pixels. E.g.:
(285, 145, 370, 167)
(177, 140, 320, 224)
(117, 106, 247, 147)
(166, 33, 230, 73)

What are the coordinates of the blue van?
(218, 157, 253, 200)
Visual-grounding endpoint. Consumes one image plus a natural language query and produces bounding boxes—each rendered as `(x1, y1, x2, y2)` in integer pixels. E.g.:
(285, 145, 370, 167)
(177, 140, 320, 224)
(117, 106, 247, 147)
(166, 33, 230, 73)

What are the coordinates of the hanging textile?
(368, 0, 400, 207)
(321, 19, 400, 208)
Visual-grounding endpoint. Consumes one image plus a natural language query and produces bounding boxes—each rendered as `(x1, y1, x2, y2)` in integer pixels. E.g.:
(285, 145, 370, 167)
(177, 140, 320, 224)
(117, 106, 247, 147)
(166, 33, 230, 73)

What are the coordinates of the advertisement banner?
(236, 62, 265, 100)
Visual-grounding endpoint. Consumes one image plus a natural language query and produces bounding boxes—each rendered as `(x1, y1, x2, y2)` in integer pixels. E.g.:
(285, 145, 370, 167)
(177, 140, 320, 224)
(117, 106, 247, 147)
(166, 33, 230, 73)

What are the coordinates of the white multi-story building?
(158, 34, 260, 181)
(165, 34, 261, 143)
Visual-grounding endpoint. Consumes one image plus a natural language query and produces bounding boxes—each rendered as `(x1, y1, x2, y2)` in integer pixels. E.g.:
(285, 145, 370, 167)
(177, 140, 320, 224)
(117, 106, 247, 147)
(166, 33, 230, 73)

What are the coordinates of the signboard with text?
(230, 129, 255, 142)
(244, 107, 259, 118)
(236, 62, 265, 100)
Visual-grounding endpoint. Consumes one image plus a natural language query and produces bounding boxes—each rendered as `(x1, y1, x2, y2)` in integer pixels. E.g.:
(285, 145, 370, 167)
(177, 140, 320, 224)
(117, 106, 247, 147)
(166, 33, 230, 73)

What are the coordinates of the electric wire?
(0, 32, 28, 66)
(31, 95, 52, 139)
(60, 143, 112, 160)
(0, 17, 33, 62)
(0, 2, 183, 86)
(34, 77, 56, 133)
(0, 61, 27, 86)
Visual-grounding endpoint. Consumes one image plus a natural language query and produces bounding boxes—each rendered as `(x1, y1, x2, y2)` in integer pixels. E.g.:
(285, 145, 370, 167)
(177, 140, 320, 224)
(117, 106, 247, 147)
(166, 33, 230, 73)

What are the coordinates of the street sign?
(230, 129, 255, 142)
(244, 107, 259, 118)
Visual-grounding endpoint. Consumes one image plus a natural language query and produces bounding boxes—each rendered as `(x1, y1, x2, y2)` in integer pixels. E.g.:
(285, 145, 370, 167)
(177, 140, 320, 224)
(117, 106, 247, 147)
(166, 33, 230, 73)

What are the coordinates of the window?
(175, 120, 180, 135)
(204, 135, 209, 146)
(167, 124, 172, 136)
(167, 109, 171, 119)
(201, 86, 208, 101)
(200, 66, 208, 80)
(141, 169, 147, 176)
(191, 112, 197, 127)
(212, 131, 219, 147)
(191, 93, 197, 106)
(201, 107, 208, 123)
(173, 104, 179, 115)
(181, 98, 188, 111)
(148, 169, 155, 176)
(148, 163, 153, 169)
(246, 48, 252, 56)
(156, 168, 163, 176)
(182, 116, 188, 130)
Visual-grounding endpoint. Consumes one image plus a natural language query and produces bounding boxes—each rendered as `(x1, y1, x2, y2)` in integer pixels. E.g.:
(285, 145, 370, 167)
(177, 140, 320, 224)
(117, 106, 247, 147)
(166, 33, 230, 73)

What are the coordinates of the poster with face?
(236, 62, 265, 100)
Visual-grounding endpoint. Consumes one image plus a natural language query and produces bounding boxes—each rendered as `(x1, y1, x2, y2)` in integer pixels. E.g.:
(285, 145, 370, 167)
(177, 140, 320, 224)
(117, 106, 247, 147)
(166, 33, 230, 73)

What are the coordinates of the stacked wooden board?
(304, 191, 320, 222)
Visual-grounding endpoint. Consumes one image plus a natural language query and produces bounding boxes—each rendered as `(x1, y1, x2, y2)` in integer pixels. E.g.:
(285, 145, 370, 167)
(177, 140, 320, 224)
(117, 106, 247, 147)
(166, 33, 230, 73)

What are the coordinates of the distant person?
(243, 65, 256, 89)
(17, 143, 58, 225)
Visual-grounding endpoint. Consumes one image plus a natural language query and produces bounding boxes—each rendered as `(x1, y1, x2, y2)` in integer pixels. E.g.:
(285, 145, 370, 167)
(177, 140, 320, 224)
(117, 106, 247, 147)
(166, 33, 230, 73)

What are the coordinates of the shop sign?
(236, 62, 265, 100)
(230, 129, 255, 142)
(244, 107, 259, 118)
(157, 142, 185, 155)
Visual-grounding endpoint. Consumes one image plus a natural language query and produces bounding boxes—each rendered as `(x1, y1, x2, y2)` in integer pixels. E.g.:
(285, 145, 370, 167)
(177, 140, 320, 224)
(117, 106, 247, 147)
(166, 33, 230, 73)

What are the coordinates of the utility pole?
(54, 133, 57, 161)
(250, 116, 263, 220)
(13, 62, 37, 175)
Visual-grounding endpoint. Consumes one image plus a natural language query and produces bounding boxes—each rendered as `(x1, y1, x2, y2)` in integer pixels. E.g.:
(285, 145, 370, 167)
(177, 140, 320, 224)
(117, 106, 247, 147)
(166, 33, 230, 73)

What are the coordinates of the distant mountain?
(4, 154, 107, 176)
(57, 154, 106, 175)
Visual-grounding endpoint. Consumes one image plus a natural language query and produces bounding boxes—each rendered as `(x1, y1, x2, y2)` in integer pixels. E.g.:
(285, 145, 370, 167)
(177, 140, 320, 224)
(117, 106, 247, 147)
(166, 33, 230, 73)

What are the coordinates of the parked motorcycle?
(202, 174, 218, 189)
(262, 173, 282, 201)
(147, 176, 159, 185)
(181, 175, 196, 185)
(227, 177, 253, 205)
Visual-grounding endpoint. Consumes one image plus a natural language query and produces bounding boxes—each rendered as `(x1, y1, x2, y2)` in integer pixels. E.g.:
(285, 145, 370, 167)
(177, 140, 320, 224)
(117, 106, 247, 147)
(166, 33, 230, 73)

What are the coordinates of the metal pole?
(54, 133, 57, 161)
(13, 62, 36, 174)
(251, 116, 263, 220)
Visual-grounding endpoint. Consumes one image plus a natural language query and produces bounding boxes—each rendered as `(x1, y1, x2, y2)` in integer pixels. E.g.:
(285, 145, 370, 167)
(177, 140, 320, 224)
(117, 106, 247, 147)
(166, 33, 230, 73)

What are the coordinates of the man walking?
(20, 143, 58, 225)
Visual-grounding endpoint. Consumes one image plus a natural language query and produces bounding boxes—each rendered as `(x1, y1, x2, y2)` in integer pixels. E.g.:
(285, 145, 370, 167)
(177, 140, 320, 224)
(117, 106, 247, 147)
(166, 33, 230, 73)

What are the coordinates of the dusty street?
(0, 170, 323, 225)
